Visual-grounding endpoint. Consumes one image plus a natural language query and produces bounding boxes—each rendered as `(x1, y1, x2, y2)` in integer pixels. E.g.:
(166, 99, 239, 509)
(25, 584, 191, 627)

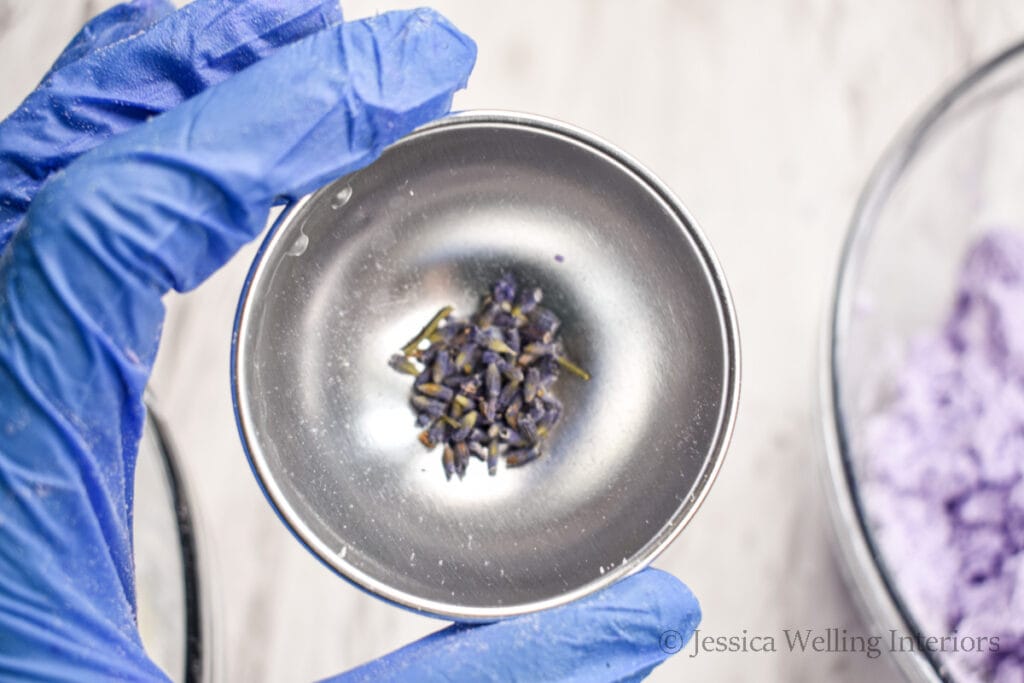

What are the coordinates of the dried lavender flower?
(523, 367, 540, 403)
(432, 350, 452, 384)
(389, 353, 420, 376)
(411, 395, 445, 418)
(388, 276, 589, 478)
(485, 363, 501, 399)
(506, 446, 541, 468)
(497, 382, 519, 411)
(518, 414, 539, 444)
(493, 273, 517, 304)
(417, 383, 454, 401)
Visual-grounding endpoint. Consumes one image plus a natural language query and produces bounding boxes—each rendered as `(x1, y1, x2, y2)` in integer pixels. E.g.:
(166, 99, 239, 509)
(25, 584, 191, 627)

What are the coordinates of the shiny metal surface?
(232, 111, 740, 619)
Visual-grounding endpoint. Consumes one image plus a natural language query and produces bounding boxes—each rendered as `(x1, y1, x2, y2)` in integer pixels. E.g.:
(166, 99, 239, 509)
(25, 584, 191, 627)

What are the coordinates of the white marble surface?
(4, 1, 1024, 681)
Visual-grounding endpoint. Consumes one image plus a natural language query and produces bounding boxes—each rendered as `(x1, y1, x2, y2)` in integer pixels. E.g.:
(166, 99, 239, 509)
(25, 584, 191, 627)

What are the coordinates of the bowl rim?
(821, 36, 1024, 683)
(141, 400, 214, 682)
(231, 109, 741, 620)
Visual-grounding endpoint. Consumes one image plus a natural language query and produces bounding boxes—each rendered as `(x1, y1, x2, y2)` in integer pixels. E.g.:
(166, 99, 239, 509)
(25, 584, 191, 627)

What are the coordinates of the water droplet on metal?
(286, 232, 309, 256)
(331, 185, 353, 209)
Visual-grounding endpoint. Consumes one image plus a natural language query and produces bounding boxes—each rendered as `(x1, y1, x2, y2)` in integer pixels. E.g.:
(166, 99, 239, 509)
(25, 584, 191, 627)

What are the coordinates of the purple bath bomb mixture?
(861, 231, 1024, 683)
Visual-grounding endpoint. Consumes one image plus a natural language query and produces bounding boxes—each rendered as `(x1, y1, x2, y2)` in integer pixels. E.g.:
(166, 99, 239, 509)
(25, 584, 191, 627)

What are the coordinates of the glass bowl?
(822, 40, 1024, 683)
(135, 405, 213, 681)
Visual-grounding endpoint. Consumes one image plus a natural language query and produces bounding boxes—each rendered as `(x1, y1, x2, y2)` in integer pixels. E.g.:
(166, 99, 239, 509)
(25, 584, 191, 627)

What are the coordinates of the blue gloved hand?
(0, 2, 701, 681)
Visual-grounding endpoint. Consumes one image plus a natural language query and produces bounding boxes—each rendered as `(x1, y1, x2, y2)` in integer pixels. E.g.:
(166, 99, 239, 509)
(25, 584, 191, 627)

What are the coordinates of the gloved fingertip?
(47, 0, 174, 75)
(261, 8, 478, 199)
(570, 567, 700, 678)
(325, 569, 699, 683)
(345, 8, 478, 106)
(615, 567, 702, 634)
(401, 7, 479, 86)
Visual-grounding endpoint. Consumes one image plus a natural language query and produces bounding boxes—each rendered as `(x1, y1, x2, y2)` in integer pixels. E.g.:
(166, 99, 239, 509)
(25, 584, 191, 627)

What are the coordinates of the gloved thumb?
(332, 569, 701, 683)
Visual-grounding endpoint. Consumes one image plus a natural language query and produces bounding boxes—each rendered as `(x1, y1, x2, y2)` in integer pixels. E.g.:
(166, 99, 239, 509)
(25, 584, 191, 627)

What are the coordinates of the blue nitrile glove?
(0, 2, 701, 681)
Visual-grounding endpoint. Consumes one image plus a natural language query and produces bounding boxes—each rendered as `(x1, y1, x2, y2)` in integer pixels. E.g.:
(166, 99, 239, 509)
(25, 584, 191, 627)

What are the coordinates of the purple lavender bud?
(523, 342, 556, 357)
(442, 445, 455, 480)
(454, 343, 478, 371)
(442, 373, 470, 388)
(417, 383, 454, 402)
(528, 398, 546, 423)
(542, 395, 563, 423)
(412, 396, 446, 418)
(452, 411, 479, 441)
(438, 322, 461, 343)
(502, 366, 524, 385)
(469, 326, 490, 345)
(432, 350, 452, 384)
(452, 394, 472, 413)
(454, 441, 470, 479)
(506, 446, 541, 468)
(518, 414, 539, 443)
(515, 352, 539, 367)
(415, 412, 432, 427)
(497, 382, 520, 411)
(505, 395, 523, 427)
(389, 354, 420, 376)
(493, 273, 518, 304)
(534, 307, 561, 331)
(537, 355, 560, 379)
(498, 426, 528, 447)
(481, 350, 500, 365)
(523, 307, 561, 342)
(493, 312, 517, 328)
(468, 427, 488, 443)
(484, 338, 515, 355)
(523, 367, 540, 403)
(427, 420, 447, 444)
(485, 363, 501, 398)
(476, 301, 500, 328)
(516, 286, 543, 310)
(414, 367, 432, 387)
(537, 409, 559, 431)
(487, 441, 499, 475)
(480, 397, 498, 423)
(505, 327, 521, 353)
(516, 284, 540, 305)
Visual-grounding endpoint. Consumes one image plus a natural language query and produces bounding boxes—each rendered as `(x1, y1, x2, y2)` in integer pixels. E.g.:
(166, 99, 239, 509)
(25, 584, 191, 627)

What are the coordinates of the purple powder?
(862, 231, 1024, 681)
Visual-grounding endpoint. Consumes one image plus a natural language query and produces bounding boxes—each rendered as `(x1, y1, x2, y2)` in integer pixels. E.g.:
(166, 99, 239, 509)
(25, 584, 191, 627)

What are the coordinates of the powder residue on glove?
(861, 230, 1024, 683)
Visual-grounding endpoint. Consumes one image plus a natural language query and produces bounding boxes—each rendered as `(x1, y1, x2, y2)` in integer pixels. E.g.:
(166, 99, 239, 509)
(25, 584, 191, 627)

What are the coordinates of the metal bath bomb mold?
(231, 110, 740, 620)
